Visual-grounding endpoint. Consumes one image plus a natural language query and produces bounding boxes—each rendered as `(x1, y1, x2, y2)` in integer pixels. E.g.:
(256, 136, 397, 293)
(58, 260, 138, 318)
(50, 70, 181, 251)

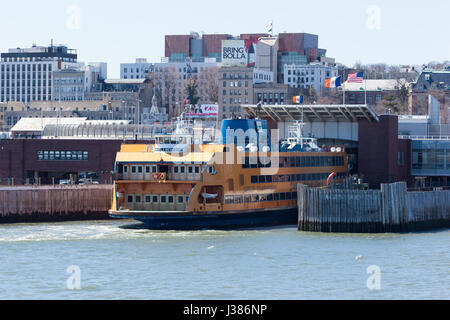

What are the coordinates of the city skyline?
(0, 0, 448, 78)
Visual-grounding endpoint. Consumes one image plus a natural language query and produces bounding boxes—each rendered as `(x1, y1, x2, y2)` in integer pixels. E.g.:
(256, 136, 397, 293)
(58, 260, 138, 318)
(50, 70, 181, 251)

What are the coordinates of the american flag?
(347, 72, 364, 83)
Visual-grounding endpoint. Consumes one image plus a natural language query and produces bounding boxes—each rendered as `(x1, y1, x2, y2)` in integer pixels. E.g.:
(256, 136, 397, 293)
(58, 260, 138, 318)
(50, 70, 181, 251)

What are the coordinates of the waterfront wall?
(0, 185, 113, 223)
(298, 182, 450, 233)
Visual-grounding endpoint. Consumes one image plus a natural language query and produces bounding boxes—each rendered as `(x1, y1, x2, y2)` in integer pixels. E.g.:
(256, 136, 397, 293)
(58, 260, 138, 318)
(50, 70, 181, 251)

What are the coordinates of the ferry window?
(124, 166, 128, 173)
(290, 157, 296, 167)
(127, 195, 133, 203)
(259, 176, 266, 183)
(244, 195, 251, 203)
(138, 166, 143, 174)
(267, 194, 273, 201)
(180, 166, 185, 174)
(132, 166, 137, 173)
(234, 195, 243, 204)
(300, 157, 305, 167)
(38, 151, 43, 160)
(174, 166, 179, 174)
(178, 196, 184, 204)
(83, 152, 88, 161)
(152, 166, 157, 173)
(260, 195, 267, 202)
(251, 176, 258, 184)
(266, 176, 273, 183)
(195, 166, 200, 174)
(251, 194, 258, 203)
(304, 157, 311, 167)
(161, 196, 167, 203)
(296, 157, 301, 167)
(274, 193, 280, 201)
(146, 166, 151, 174)
(145, 196, 151, 203)
(168, 196, 174, 204)
(242, 157, 249, 169)
(291, 192, 297, 199)
(280, 193, 286, 201)
(135, 195, 142, 203)
(250, 158, 258, 169)
(188, 166, 193, 174)
(225, 196, 234, 204)
(153, 196, 159, 203)
(286, 192, 292, 200)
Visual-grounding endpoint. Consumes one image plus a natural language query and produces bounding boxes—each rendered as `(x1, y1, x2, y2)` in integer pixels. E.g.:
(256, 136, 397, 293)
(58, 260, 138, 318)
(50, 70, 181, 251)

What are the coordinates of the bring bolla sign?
(222, 40, 248, 67)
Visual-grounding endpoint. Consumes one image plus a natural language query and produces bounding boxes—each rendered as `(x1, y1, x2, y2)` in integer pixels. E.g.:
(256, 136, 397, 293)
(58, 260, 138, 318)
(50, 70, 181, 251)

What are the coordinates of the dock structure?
(298, 182, 450, 233)
(0, 185, 113, 223)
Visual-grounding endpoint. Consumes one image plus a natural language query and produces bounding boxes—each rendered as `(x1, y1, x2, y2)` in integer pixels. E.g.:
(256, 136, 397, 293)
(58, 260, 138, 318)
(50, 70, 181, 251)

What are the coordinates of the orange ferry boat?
(109, 119, 348, 230)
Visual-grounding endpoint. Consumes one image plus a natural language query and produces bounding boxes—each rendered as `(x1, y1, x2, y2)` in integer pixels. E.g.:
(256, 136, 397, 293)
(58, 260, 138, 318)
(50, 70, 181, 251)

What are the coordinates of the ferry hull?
(110, 208, 298, 230)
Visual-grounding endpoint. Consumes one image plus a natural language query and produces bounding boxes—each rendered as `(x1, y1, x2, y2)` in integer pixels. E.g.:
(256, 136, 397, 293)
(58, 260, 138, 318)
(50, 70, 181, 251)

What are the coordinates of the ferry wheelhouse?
(109, 119, 348, 230)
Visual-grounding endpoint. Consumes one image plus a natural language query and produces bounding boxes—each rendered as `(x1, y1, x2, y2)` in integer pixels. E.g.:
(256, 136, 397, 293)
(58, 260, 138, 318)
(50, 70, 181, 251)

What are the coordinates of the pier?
(297, 182, 450, 233)
(0, 185, 112, 224)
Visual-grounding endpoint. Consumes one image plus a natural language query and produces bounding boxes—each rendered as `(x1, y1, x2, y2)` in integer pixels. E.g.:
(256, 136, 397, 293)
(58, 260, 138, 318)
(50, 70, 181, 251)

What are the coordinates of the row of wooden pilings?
(0, 185, 113, 223)
(298, 182, 450, 233)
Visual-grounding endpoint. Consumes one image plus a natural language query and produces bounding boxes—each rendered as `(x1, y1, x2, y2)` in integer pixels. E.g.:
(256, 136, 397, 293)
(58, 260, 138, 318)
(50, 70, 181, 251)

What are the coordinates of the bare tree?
(200, 67, 219, 104)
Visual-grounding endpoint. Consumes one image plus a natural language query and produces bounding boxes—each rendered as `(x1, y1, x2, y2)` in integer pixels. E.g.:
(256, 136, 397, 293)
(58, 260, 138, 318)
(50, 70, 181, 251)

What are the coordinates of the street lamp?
(137, 99, 143, 137)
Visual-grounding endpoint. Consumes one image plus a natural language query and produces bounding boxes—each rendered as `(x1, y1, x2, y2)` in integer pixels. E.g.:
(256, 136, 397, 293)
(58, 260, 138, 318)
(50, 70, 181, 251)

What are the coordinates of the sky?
(1, 0, 448, 78)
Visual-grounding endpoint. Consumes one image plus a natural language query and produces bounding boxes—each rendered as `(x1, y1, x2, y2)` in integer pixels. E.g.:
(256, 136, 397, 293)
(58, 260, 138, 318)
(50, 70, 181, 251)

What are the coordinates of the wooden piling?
(0, 185, 113, 224)
(298, 182, 450, 233)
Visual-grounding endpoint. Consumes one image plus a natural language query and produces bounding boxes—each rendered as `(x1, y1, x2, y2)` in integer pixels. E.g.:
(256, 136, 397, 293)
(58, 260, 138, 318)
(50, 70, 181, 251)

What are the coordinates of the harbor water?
(0, 220, 448, 300)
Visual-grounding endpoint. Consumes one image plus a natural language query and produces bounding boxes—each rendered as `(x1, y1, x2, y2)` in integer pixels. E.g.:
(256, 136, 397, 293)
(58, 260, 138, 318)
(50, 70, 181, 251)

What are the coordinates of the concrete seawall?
(0, 185, 113, 224)
(298, 182, 450, 233)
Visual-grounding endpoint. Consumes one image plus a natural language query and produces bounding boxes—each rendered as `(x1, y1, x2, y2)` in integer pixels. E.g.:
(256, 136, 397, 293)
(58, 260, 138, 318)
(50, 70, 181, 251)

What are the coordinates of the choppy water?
(0, 220, 448, 300)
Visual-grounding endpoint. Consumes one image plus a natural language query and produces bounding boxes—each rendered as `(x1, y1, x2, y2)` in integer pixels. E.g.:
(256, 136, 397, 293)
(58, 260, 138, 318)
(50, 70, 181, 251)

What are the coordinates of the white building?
(284, 62, 338, 96)
(120, 59, 153, 79)
(0, 44, 82, 104)
(253, 69, 274, 84)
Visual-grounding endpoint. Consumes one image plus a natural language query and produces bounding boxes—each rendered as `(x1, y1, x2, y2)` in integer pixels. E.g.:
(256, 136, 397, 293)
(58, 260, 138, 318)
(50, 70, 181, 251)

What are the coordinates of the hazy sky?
(1, 0, 448, 78)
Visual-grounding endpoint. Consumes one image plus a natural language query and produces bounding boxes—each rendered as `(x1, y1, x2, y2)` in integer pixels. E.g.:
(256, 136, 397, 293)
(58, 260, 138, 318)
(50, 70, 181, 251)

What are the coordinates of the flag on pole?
(293, 96, 303, 104)
(268, 21, 273, 34)
(325, 76, 342, 88)
(347, 72, 364, 83)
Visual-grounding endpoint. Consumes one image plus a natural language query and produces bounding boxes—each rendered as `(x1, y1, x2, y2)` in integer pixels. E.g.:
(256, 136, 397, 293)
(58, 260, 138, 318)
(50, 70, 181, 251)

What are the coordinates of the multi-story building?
(277, 33, 327, 83)
(410, 69, 449, 114)
(218, 66, 275, 120)
(253, 83, 296, 106)
(165, 33, 233, 63)
(0, 44, 82, 104)
(343, 79, 409, 106)
(284, 62, 338, 96)
(0, 43, 107, 104)
(120, 59, 153, 79)
(218, 66, 254, 120)
(53, 69, 85, 101)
